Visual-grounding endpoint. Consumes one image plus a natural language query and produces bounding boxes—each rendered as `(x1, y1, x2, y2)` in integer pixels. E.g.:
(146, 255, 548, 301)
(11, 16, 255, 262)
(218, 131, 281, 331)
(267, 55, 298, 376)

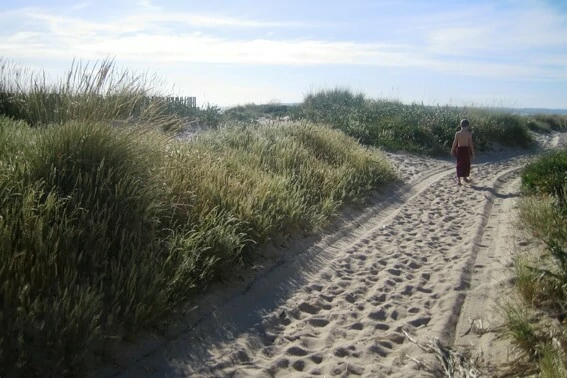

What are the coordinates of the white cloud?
(0, 2, 566, 81)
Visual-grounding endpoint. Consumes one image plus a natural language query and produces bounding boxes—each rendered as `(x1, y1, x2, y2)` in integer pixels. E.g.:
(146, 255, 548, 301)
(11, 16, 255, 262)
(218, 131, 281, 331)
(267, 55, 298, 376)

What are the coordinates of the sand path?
(96, 133, 565, 378)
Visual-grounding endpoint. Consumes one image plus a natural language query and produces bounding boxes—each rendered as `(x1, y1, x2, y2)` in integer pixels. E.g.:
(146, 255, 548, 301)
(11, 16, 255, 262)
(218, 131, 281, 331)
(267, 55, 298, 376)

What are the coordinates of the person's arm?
(469, 133, 475, 158)
(451, 133, 458, 157)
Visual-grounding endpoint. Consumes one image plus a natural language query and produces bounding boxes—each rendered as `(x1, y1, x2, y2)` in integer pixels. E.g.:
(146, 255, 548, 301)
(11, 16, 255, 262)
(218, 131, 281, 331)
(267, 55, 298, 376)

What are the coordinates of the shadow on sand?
(469, 184, 521, 199)
(93, 182, 409, 378)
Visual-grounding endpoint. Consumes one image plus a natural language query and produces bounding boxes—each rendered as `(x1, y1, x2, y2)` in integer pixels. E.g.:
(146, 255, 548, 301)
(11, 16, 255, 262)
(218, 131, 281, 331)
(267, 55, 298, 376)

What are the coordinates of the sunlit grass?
(504, 304, 540, 358)
(297, 88, 536, 155)
(0, 58, 181, 130)
(0, 109, 395, 376)
(505, 149, 567, 376)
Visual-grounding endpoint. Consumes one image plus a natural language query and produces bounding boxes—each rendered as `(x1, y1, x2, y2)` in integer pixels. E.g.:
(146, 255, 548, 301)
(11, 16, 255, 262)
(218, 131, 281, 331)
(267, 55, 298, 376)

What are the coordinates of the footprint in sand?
(387, 268, 402, 276)
(308, 318, 330, 328)
(105, 145, 554, 378)
(349, 322, 364, 331)
(369, 309, 388, 321)
(298, 302, 320, 315)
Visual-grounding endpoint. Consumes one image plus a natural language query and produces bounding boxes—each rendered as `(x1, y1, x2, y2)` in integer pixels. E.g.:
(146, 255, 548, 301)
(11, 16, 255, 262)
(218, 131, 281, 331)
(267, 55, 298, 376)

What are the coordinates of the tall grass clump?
(0, 58, 181, 130)
(1, 108, 396, 376)
(297, 89, 536, 155)
(471, 111, 533, 148)
(0, 117, 186, 376)
(302, 88, 366, 127)
(504, 148, 567, 375)
(521, 149, 567, 203)
(165, 123, 397, 250)
(526, 114, 567, 133)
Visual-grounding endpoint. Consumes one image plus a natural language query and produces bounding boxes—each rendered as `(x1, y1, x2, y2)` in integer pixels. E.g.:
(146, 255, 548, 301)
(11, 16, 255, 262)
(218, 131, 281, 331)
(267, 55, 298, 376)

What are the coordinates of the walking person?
(451, 119, 475, 185)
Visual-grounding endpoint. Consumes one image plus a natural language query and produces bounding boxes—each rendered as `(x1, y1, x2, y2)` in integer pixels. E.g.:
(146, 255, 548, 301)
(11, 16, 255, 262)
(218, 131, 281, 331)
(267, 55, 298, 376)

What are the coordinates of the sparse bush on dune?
(222, 103, 293, 124)
(301, 88, 367, 127)
(474, 112, 533, 148)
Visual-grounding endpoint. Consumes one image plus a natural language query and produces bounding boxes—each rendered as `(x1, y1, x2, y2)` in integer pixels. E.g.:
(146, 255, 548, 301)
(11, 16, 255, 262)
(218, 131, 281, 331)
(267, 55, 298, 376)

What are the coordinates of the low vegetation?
(222, 102, 297, 124)
(295, 88, 536, 155)
(526, 114, 567, 134)
(506, 149, 567, 376)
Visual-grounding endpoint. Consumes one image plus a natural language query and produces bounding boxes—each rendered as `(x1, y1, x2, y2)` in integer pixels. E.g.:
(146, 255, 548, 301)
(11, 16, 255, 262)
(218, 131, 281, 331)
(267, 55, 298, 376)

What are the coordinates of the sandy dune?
(95, 133, 565, 378)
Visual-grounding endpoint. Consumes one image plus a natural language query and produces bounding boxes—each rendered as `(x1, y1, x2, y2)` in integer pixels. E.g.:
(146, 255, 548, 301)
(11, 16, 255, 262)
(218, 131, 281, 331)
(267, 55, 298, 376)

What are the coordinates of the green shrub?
(522, 150, 567, 199)
(300, 88, 366, 128)
(526, 119, 553, 134)
(169, 123, 396, 244)
(297, 89, 534, 155)
(508, 149, 567, 376)
(475, 113, 533, 148)
(531, 114, 567, 131)
(0, 120, 172, 375)
(504, 304, 540, 359)
(538, 341, 567, 378)
(222, 103, 293, 123)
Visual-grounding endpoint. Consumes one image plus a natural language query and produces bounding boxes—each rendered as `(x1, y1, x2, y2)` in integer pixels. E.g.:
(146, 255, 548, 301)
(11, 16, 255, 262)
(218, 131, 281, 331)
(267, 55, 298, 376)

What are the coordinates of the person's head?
(460, 119, 470, 129)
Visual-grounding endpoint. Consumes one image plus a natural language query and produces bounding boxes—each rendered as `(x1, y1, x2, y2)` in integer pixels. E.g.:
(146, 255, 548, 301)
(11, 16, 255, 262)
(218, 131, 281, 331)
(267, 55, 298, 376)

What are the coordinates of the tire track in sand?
(103, 150, 538, 378)
(198, 158, 529, 378)
(101, 156, 453, 377)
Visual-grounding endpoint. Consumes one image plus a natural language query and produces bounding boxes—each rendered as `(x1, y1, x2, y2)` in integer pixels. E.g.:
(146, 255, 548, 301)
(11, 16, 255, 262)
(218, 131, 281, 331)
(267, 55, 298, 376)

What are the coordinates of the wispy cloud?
(71, 2, 92, 11)
(138, 0, 160, 11)
(0, 1, 566, 81)
(128, 12, 313, 28)
(422, 2, 567, 54)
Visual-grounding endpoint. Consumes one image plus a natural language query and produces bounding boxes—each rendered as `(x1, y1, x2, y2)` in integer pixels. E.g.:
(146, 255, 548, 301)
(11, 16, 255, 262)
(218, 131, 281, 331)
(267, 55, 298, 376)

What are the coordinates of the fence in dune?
(145, 96, 198, 117)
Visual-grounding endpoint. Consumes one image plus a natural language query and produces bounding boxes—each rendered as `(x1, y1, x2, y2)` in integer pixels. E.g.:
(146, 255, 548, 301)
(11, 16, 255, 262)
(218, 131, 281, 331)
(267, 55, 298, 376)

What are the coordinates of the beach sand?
(94, 132, 566, 378)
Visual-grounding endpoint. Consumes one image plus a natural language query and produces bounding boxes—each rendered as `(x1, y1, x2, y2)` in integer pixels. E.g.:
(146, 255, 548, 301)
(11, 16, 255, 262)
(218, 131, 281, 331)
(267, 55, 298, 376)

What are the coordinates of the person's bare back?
(450, 120, 475, 158)
(454, 129, 473, 147)
(451, 119, 475, 185)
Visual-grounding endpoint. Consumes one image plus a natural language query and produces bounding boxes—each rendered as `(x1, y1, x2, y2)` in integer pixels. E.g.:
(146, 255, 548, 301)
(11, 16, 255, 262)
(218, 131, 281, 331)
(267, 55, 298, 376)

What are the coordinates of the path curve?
(95, 134, 565, 378)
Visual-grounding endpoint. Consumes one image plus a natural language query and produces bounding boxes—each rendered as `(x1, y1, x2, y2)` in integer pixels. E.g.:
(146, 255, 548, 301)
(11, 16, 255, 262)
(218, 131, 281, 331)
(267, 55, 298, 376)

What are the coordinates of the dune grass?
(526, 114, 567, 134)
(0, 58, 182, 130)
(521, 150, 567, 203)
(176, 124, 396, 245)
(505, 148, 567, 375)
(296, 88, 536, 155)
(0, 67, 396, 377)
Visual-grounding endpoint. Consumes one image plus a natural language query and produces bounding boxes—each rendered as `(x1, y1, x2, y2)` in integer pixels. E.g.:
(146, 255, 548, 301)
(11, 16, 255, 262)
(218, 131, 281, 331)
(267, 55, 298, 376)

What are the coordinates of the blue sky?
(1, 0, 566, 108)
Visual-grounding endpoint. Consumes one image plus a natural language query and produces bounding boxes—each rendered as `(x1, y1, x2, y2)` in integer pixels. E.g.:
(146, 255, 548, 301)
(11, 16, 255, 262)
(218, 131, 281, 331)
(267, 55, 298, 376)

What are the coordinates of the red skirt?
(456, 146, 471, 177)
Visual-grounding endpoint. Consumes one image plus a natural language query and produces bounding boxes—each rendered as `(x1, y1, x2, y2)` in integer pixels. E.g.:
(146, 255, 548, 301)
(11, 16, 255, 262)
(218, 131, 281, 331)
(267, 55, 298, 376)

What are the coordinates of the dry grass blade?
(499, 359, 539, 377)
(403, 330, 481, 378)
